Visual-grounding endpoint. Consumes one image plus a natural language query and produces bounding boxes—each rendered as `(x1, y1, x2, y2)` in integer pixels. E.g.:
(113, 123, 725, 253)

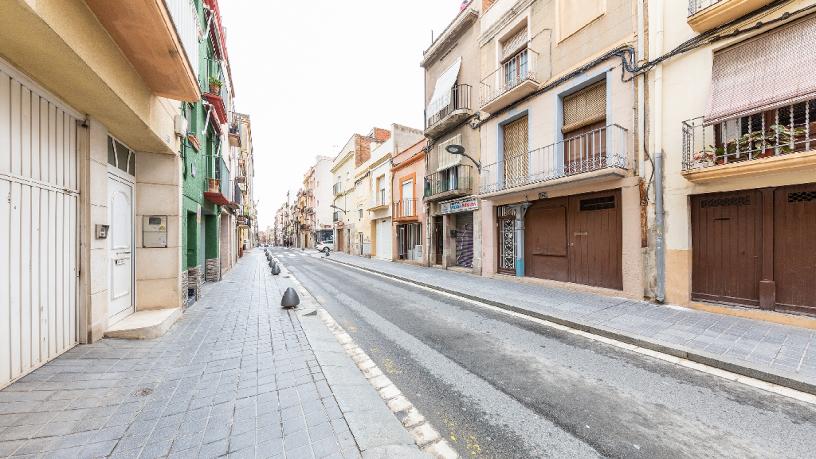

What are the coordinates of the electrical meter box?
(143, 215, 168, 248)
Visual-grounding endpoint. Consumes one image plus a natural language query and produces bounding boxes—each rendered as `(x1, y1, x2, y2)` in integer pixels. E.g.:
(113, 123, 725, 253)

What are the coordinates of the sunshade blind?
(562, 81, 606, 133)
(436, 134, 463, 171)
(502, 27, 528, 61)
(705, 15, 816, 125)
(427, 58, 462, 117)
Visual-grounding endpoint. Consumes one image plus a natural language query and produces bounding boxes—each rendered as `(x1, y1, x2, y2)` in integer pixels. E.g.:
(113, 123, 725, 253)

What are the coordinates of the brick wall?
(354, 136, 371, 167)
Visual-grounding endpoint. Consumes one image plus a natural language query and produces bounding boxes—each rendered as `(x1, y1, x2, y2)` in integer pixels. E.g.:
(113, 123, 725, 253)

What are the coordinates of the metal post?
(513, 203, 532, 277)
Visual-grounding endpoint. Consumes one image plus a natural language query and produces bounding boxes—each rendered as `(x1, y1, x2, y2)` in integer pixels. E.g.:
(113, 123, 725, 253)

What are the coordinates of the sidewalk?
(326, 252, 816, 394)
(0, 251, 415, 458)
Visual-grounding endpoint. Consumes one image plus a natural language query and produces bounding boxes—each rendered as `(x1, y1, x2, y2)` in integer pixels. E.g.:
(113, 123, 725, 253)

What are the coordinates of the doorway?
(433, 216, 443, 265)
(107, 175, 134, 322)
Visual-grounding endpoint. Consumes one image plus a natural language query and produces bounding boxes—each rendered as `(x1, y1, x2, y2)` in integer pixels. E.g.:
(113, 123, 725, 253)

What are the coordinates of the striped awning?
(705, 15, 816, 125)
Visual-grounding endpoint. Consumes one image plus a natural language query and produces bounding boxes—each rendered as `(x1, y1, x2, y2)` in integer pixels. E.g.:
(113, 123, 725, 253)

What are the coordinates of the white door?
(376, 219, 392, 260)
(107, 176, 134, 322)
(1, 62, 79, 388)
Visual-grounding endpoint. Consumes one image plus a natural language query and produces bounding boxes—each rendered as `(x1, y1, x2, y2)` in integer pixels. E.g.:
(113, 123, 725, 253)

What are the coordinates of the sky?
(219, 0, 466, 229)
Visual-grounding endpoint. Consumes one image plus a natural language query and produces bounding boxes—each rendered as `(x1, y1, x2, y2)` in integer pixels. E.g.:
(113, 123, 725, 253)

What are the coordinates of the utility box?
(143, 215, 168, 248)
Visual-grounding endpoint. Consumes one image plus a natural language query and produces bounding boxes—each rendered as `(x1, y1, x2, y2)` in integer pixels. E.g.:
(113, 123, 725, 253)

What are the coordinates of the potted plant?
(209, 76, 222, 95)
(692, 147, 717, 168)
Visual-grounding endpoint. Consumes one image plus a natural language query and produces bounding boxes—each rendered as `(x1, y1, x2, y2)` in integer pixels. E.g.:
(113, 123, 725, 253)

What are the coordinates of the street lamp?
(445, 144, 481, 173)
(330, 204, 348, 214)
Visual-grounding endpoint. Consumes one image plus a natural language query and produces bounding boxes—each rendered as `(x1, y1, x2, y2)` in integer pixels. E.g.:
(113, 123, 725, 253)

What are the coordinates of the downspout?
(653, 0, 666, 303)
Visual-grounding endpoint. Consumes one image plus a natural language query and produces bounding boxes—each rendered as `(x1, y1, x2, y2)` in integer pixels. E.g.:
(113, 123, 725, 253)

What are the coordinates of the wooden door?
(525, 198, 569, 282)
(336, 228, 345, 252)
(774, 184, 816, 315)
(568, 191, 623, 289)
(691, 190, 762, 306)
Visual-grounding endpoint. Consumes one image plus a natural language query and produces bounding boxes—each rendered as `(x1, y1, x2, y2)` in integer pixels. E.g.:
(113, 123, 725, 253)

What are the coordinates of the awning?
(705, 15, 816, 125)
(427, 57, 462, 117)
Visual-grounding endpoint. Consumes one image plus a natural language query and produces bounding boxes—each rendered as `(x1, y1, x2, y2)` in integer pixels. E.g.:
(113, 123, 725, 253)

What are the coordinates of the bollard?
(281, 287, 300, 309)
(268, 259, 274, 268)
(271, 264, 281, 276)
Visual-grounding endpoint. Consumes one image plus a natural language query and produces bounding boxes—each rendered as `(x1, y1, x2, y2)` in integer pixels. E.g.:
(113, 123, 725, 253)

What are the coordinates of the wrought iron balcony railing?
(426, 84, 472, 131)
(480, 124, 629, 194)
(682, 100, 816, 171)
(424, 164, 472, 199)
(393, 199, 419, 220)
(480, 47, 540, 111)
(333, 211, 342, 223)
(688, 0, 722, 16)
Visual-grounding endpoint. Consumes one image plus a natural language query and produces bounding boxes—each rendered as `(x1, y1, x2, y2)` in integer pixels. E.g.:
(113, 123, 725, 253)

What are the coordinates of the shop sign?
(440, 197, 479, 214)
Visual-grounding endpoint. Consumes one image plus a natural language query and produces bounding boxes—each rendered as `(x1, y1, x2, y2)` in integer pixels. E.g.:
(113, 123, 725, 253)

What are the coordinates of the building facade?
(656, 0, 816, 315)
(392, 140, 429, 263)
(0, 0, 200, 386)
(422, 4, 483, 273)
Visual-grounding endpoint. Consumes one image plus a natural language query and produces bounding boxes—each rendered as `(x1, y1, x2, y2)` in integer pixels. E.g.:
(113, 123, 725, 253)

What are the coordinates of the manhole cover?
(134, 388, 153, 397)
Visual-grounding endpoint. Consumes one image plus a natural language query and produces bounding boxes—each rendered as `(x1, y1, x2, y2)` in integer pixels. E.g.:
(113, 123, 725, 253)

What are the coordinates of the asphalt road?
(272, 247, 816, 459)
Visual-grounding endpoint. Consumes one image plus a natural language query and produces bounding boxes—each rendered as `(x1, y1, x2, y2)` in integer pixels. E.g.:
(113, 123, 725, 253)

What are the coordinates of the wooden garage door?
(774, 184, 816, 315)
(569, 190, 622, 290)
(525, 197, 569, 282)
(691, 191, 762, 307)
(1, 64, 79, 388)
(524, 190, 622, 289)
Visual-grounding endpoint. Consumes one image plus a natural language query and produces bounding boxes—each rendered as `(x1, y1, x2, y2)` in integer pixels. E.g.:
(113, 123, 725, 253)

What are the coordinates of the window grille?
(788, 191, 816, 203)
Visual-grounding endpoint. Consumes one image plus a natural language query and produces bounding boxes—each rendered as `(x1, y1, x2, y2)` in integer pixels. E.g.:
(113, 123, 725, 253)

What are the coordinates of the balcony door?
(401, 178, 414, 217)
(562, 81, 607, 175)
(503, 116, 529, 188)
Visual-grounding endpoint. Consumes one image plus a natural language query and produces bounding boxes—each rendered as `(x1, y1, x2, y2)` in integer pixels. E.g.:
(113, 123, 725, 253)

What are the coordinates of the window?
(562, 81, 608, 174)
(503, 115, 529, 185)
(401, 178, 415, 216)
(376, 175, 386, 206)
(436, 134, 463, 171)
(501, 28, 529, 89)
(107, 136, 136, 175)
(358, 209, 363, 220)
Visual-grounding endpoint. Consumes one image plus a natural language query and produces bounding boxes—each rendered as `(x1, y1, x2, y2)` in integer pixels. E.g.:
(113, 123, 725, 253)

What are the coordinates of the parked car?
(316, 240, 334, 253)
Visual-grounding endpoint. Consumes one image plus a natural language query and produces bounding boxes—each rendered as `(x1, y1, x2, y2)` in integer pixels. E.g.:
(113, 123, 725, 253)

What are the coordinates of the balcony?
(424, 165, 472, 201)
(333, 211, 343, 223)
(333, 182, 343, 196)
(85, 0, 200, 101)
(203, 62, 230, 125)
(393, 199, 419, 221)
(204, 157, 232, 206)
(425, 84, 473, 138)
(369, 189, 389, 210)
(480, 124, 629, 195)
(480, 48, 541, 114)
(687, 0, 775, 33)
(682, 101, 816, 181)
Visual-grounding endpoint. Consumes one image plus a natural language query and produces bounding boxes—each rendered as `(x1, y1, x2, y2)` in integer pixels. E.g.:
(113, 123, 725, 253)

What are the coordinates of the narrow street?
(276, 248, 816, 459)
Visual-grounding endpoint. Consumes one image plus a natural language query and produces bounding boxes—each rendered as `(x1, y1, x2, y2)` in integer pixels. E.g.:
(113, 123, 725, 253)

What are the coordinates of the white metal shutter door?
(376, 220, 391, 260)
(0, 66, 79, 388)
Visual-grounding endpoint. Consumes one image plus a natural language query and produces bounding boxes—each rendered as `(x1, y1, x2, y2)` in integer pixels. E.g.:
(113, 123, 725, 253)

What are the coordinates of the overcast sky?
(219, 0, 465, 229)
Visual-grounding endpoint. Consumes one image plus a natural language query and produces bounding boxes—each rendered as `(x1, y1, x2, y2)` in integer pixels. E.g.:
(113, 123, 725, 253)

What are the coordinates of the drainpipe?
(514, 203, 532, 278)
(653, 0, 666, 303)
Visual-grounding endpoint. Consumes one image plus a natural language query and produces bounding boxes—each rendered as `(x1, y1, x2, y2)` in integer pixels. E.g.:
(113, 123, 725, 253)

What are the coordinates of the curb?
(323, 257, 816, 398)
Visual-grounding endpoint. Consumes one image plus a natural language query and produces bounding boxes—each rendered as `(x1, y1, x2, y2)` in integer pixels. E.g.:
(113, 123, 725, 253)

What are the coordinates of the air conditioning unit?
(174, 115, 188, 137)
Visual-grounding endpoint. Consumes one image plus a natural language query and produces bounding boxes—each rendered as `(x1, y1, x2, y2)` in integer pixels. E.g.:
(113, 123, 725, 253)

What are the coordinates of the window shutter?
(705, 15, 816, 125)
(436, 134, 463, 171)
(502, 27, 528, 61)
(562, 81, 606, 133)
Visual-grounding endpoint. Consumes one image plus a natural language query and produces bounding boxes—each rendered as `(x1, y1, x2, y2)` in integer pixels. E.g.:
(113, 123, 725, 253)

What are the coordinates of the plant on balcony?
(208, 76, 223, 95)
(695, 123, 808, 168)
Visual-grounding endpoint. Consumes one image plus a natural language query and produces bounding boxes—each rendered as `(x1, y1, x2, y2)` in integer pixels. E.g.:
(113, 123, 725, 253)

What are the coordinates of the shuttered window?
(503, 116, 529, 183)
(501, 27, 528, 61)
(436, 134, 463, 171)
(562, 81, 606, 133)
(706, 15, 816, 125)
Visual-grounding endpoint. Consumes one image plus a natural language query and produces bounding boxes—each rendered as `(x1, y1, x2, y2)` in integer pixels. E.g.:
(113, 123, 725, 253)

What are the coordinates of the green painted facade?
(180, 0, 229, 271)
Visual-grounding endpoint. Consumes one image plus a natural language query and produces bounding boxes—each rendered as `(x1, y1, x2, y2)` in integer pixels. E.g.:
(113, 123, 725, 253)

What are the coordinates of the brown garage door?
(691, 190, 762, 307)
(524, 190, 622, 290)
(774, 184, 816, 315)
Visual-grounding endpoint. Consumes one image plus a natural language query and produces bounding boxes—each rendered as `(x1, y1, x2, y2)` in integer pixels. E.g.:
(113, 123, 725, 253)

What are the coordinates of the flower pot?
(209, 83, 221, 95)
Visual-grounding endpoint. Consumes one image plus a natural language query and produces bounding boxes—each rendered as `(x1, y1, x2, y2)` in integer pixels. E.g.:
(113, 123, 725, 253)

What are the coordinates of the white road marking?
(283, 264, 458, 458)
(333, 261, 816, 407)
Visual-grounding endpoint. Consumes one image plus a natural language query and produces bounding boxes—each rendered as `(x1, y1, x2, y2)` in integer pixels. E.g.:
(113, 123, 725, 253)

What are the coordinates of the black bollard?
(271, 264, 281, 276)
(281, 287, 300, 309)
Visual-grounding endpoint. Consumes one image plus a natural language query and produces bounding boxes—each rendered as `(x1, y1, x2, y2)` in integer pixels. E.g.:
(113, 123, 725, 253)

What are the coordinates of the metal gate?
(497, 206, 516, 275)
(455, 212, 474, 268)
(1, 64, 79, 387)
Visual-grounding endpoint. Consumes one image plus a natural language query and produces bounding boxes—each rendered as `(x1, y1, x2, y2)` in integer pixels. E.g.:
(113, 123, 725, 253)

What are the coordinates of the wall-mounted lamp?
(445, 144, 481, 173)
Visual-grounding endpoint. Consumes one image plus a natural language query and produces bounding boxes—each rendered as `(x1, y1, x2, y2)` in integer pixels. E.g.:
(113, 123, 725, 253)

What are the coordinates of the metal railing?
(165, 0, 200, 78)
(333, 182, 343, 196)
(206, 156, 231, 199)
(480, 124, 628, 194)
(426, 84, 472, 129)
(393, 199, 419, 219)
(424, 164, 472, 198)
(372, 189, 388, 207)
(682, 101, 816, 171)
(333, 211, 342, 222)
(480, 47, 539, 108)
(688, 0, 723, 16)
